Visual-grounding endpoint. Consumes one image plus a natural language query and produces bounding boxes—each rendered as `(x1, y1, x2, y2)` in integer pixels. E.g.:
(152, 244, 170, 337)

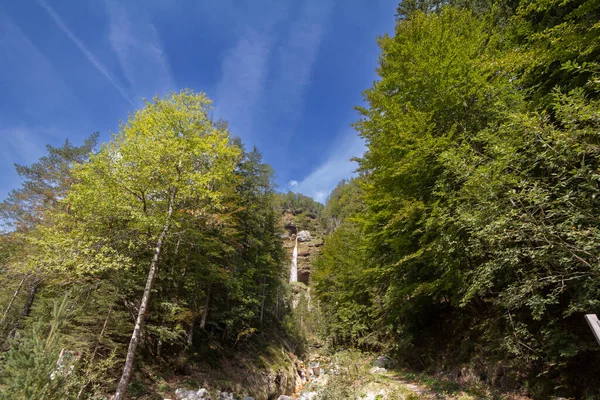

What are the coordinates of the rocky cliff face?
(281, 211, 323, 286)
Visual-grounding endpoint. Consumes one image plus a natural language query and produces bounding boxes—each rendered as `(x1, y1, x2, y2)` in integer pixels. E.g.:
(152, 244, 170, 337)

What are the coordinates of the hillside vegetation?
(1, 0, 599, 398)
(0, 92, 297, 399)
(312, 0, 600, 398)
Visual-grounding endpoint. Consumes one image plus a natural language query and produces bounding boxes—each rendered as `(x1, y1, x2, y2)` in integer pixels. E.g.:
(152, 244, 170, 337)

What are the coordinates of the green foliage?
(0, 90, 290, 398)
(315, 350, 372, 400)
(0, 295, 80, 399)
(276, 192, 324, 217)
(313, 220, 376, 348)
(314, 0, 600, 397)
(320, 179, 364, 233)
(0, 134, 98, 232)
(0, 0, 596, 396)
(504, 0, 600, 106)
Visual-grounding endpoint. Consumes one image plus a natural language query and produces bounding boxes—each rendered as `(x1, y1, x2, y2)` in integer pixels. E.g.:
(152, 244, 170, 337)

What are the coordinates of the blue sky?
(0, 0, 397, 203)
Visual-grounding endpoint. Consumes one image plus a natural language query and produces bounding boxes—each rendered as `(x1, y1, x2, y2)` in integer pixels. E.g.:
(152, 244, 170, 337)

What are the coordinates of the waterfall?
(290, 237, 298, 283)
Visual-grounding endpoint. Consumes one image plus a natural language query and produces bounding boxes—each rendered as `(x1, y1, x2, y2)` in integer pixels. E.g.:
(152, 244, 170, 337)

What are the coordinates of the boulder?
(175, 388, 198, 400)
(297, 230, 311, 242)
(175, 388, 195, 399)
(277, 396, 293, 400)
(373, 355, 394, 369)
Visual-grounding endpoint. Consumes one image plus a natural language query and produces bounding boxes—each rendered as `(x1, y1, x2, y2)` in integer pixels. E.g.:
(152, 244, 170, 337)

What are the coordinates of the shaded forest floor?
(125, 325, 303, 400)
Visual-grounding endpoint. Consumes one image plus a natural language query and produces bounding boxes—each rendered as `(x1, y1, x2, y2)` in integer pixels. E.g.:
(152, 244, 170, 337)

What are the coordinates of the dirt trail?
(387, 375, 439, 398)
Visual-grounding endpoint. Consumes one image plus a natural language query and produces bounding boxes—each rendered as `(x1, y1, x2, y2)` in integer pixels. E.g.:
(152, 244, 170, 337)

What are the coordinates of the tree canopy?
(313, 0, 600, 397)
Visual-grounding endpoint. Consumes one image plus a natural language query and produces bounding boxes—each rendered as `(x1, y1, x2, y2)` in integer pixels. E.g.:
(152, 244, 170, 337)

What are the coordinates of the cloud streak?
(269, 0, 335, 130)
(215, 31, 272, 140)
(105, 0, 175, 104)
(214, 0, 334, 145)
(291, 132, 365, 203)
(36, 0, 134, 107)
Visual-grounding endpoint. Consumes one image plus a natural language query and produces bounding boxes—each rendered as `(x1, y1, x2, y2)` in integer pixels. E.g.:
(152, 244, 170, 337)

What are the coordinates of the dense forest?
(312, 0, 600, 397)
(0, 0, 599, 398)
(0, 92, 295, 399)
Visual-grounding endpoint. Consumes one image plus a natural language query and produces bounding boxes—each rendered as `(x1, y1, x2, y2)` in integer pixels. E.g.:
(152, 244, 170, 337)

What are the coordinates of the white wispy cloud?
(0, 11, 84, 121)
(36, 0, 134, 107)
(215, 31, 272, 139)
(288, 180, 299, 188)
(269, 0, 335, 129)
(214, 0, 334, 143)
(105, 0, 175, 104)
(0, 126, 46, 166)
(291, 132, 365, 203)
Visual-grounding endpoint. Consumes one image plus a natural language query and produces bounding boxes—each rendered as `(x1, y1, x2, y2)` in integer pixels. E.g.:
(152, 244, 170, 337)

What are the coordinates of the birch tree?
(67, 90, 240, 400)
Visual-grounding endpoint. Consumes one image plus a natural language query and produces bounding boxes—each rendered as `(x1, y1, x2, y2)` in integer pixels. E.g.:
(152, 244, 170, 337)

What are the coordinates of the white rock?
(175, 388, 194, 399)
(219, 392, 234, 400)
(297, 230, 311, 242)
(175, 388, 211, 400)
(370, 366, 387, 374)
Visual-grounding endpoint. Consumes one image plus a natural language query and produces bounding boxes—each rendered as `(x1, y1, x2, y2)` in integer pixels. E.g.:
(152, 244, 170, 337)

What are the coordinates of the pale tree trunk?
(0, 277, 24, 331)
(200, 284, 211, 330)
(260, 275, 266, 325)
(186, 315, 195, 347)
(114, 191, 175, 400)
(6, 278, 39, 340)
(275, 288, 279, 320)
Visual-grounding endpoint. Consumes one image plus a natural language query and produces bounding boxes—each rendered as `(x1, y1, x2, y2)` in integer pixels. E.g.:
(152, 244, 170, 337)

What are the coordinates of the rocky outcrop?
(174, 387, 211, 399)
(297, 230, 312, 242)
(171, 388, 256, 400)
(169, 354, 334, 400)
(282, 228, 322, 285)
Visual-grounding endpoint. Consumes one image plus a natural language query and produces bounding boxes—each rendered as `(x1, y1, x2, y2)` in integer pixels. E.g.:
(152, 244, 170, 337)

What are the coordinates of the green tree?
(0, 135, 99, 339)
(0, 295, 79, 400)
(64, 90, 240, 400)
(0, 134, 98, 233)
(318, 0, 600, 395)
(320, 179, 364, 233)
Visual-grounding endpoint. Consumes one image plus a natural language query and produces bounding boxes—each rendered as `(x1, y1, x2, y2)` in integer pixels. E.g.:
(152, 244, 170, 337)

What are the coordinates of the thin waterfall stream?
(290, 236, 298, 283)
